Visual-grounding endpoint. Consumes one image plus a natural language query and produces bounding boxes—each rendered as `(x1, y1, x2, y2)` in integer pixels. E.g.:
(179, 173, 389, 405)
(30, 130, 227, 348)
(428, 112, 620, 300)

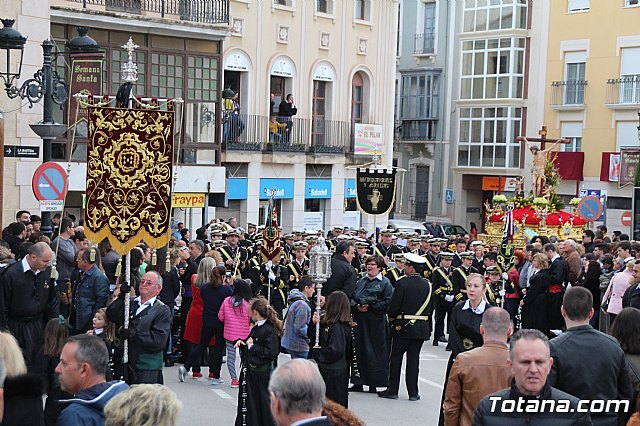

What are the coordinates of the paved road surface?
(164, 341, 450, 426)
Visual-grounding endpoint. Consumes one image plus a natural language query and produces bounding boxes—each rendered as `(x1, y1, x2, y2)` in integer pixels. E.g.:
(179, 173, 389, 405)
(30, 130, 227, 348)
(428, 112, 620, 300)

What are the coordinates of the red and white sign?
(621, 211, 632, 227)
(32, 162, 68, 201)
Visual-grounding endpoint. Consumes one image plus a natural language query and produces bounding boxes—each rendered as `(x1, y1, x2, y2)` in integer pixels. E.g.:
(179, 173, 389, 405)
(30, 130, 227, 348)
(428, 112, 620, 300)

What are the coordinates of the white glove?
(499, 289, 506, 297)
(501, 272, 509, 281)
(444, 295, 454, 302)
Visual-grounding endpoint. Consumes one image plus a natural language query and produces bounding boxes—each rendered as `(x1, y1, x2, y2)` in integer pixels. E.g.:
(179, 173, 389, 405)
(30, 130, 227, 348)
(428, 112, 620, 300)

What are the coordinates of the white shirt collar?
(462, 299, 487, 314)
(21, 256, 41, 275)
(550, 254, 560, 263)
(256, 319, 267, 327)
(134, 296, 157, 306)
(290, 417, 329, 426)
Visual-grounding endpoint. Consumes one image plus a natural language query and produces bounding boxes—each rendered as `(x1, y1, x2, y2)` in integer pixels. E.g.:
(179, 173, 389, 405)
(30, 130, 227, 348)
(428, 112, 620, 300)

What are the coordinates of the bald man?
(0, 242, 59, 371)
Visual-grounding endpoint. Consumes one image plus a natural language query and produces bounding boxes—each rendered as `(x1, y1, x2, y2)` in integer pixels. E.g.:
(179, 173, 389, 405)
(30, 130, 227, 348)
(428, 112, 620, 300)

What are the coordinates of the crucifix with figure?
(516, 126, 570, 198)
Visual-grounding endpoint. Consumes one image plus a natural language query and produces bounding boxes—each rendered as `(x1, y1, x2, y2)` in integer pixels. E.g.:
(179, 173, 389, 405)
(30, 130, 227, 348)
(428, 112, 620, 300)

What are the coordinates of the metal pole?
(41, 40, 55, 231)
(314, 278, 323, 347)
(123, 252, 131, 363)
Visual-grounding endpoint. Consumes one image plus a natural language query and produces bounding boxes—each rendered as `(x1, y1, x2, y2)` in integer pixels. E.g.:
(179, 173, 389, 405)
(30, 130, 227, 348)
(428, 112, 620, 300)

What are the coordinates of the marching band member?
(218, 229, 248, 278)
(451, 251, 478, 303)
(385, 254, 406, 288)
(374, 230, 403, 263)
(287, 241, 309, 287)
(431, 252, 455, 346)
(423, 238, 442, 280)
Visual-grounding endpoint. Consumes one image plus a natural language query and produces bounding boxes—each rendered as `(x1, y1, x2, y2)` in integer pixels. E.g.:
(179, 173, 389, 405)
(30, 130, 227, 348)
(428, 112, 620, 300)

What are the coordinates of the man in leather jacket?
(549, 287, 632, 426)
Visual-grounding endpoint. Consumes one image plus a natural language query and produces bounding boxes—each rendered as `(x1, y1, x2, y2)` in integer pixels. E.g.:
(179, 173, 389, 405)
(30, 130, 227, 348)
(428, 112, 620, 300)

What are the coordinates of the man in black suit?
(269, 359, 333, 426)
(544, 243, 568, 334)
(379, 252, 434, 401)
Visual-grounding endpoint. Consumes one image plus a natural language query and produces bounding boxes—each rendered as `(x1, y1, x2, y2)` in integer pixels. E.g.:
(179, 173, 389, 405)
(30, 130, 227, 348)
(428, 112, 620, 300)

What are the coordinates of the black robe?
(236, 321, 280, 426)
(350, 275, 393, 388)
(310, 322, 352, 408)
(521, 269, 552, 335)
(0, 261, 59, 373)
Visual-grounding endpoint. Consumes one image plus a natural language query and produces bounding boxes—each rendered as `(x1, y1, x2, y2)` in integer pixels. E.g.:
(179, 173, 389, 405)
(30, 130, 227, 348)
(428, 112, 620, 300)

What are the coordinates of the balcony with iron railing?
(397, 119, 438, 142)
(56, 0, 230, 24)
(221, 114, 358, 155)
(414, 33, 435, 55)
(606, 76, 640, 108)
(550, 80, 587, 110)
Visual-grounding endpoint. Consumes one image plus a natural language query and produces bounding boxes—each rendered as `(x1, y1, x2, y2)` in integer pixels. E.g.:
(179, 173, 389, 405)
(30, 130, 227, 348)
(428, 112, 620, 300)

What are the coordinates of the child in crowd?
(235, 297, 282, 426)
(218, 278, 252, 388)
(87, 308, 116, 379)
(43, 316, 70, 426)
(268, 116, 287, 143)
(310, 291, 354, 409)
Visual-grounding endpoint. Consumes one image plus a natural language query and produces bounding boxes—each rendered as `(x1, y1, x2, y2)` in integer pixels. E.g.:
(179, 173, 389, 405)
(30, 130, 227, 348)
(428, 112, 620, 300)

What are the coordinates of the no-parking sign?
(32, 162, 68, 201)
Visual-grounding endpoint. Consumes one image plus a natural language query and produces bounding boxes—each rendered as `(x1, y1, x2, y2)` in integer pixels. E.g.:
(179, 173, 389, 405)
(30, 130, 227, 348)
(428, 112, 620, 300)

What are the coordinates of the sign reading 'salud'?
(356, 168, 397, 216)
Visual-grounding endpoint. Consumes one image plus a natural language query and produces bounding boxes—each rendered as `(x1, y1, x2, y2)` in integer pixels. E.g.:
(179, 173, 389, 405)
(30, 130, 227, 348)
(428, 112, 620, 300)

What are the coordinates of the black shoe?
(445, 344, 451, 352)
(164, 360, 175, 367)
(409, 395, 421, 401)
(348, 385, 364, 392)
(368, 387, 377, 393)
(432, 339, 439, 346)
(438, 336, 448, 343)
(378, 391, 399, 400)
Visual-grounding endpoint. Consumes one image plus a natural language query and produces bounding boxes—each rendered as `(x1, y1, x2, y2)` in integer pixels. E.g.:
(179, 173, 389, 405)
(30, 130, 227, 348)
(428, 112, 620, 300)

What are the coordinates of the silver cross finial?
(121, 37, 139, 83)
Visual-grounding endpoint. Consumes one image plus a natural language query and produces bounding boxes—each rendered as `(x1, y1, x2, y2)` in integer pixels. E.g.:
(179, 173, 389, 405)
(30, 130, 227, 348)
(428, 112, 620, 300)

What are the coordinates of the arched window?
(351, 72, 364, 124)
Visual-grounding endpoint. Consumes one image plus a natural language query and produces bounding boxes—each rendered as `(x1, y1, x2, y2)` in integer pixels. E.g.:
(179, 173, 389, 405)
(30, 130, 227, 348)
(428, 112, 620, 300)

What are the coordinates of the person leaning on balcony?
(278, 94, 297, 143)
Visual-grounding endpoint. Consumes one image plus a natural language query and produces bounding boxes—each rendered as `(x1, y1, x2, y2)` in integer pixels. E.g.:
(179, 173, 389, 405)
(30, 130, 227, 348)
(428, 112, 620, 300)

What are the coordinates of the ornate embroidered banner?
(85, 106, 174, 255)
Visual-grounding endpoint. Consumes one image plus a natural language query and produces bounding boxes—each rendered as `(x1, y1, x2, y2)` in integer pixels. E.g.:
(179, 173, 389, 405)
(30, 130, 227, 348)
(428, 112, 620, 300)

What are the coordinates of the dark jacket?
(72, 264, 110, 332)
(200, 283, 233, 328)
(2, 374, 45, 426)
(278, 100, 297, 118)
(323, 254, 357, 298)
(0, 259, 59, 327)
(521, 269, 551, 332)
(240, 320, 280, 368)
(387, 274, 433, 340)
(106, 295, 172, 371)
(622, 283, 640, 310)
(549, 325, 632, 426)
(549, 256, 569, 286)
(473, 381, 592, 426)
(159, 266, 181, 310)
(57, 381, 128, 426)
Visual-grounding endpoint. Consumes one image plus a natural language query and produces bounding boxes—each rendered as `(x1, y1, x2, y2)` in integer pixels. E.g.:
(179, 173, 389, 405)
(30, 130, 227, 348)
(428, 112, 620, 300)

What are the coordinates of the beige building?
(1, 0, 399, 233)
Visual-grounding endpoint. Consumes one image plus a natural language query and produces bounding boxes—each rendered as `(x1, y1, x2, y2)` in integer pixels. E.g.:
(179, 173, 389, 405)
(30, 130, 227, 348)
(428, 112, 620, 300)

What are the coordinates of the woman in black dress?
(520, 253, 552, 335)
(310, 291, 354, 408)
(438, 272, 487, 426)
(235, 297, 282, 426)
(349, 255, 394, 393)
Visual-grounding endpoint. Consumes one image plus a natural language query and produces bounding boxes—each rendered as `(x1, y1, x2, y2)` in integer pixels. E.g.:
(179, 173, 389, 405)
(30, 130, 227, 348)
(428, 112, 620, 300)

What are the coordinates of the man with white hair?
(107, 271, 172, 384)
(563, 238, 581, 285)
(269, 359, 331, 426)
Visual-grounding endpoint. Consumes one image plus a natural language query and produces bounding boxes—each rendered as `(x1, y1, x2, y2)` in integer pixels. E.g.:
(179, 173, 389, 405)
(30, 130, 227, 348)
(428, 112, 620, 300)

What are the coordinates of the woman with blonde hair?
(0, 331, 27, 377)
(104, 384, 182, 426)
(181, 257, 217, 379)
(0, 331, 45, 426)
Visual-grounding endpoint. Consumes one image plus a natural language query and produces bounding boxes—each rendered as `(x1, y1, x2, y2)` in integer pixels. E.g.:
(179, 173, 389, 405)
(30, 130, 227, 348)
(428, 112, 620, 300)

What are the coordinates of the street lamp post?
(0, 20, 99, 232)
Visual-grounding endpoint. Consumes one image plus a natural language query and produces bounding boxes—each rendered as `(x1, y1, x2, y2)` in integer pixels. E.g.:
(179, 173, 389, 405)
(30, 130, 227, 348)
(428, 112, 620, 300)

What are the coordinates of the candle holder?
(308, 236, 332, 348)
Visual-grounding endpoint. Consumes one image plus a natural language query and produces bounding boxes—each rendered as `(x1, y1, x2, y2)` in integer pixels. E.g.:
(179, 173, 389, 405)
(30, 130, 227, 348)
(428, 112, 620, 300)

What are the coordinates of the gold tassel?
(115, 262, 122, 278)
(90, 248, 96, 262)
(151, 252, 157, 266)
(51, 260, 58, 280)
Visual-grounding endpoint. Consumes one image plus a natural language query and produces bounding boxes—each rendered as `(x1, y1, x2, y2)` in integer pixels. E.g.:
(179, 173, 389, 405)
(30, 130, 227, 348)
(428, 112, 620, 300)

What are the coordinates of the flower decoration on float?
(569, 197, 581, 206)
(492, 194, 508, 204)
(532, 197, 549, 206)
